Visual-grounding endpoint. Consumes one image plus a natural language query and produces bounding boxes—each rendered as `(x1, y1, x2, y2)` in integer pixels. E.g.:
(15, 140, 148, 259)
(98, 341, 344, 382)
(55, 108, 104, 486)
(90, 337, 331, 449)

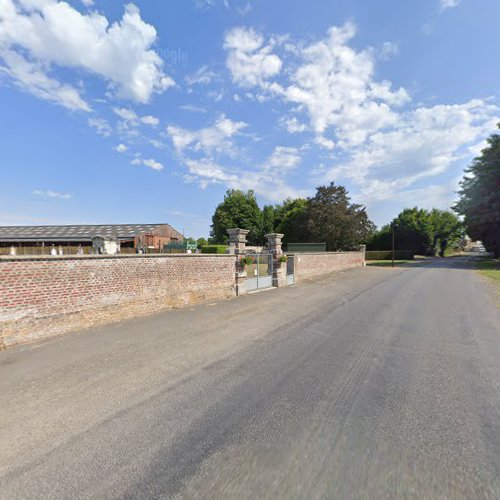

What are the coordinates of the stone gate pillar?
(226, 228, 249, 255)
(227, 228, 249, 295)
(265, 233, 287, 287)
(359, 244, 366, 266)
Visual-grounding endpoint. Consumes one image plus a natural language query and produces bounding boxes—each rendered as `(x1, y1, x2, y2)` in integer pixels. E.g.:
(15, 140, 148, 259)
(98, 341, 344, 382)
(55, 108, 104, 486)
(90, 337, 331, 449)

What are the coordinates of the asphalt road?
(1, 257, 500, 499)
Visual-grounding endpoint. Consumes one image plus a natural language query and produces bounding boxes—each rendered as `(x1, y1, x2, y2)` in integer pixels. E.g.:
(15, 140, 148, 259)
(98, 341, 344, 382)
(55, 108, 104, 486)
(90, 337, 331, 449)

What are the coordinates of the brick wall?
(294, 252, 364, 280)
(0, 254, 236, 348)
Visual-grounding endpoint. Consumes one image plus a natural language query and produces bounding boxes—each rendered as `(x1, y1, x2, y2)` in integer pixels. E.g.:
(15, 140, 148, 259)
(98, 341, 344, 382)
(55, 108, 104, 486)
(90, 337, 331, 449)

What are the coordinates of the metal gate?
(246, 253, 273, 291)
(286, 254, 295, 285)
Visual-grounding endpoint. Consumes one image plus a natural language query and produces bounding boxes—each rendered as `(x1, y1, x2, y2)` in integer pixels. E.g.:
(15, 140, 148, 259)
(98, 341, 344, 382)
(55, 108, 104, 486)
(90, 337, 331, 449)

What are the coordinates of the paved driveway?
(1, 258, 500, 498)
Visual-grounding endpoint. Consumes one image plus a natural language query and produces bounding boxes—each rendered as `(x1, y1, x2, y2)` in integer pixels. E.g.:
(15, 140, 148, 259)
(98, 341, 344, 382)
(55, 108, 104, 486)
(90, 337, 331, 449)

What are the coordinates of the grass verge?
(474, 257, 500, 282)
(366, 260, 415, 267)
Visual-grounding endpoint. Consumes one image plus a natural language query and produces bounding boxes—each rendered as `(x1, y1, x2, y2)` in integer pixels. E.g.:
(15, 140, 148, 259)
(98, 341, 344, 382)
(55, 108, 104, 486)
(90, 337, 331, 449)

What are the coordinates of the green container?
(286, 243, 327, 253)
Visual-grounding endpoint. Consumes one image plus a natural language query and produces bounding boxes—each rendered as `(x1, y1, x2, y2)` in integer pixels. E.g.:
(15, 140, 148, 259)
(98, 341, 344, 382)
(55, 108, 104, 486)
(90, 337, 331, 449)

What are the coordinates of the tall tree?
(455, 124, 500, 256)
(196, 237, 207, 249)
(429, 209, 463, 257)
(306, 183, 375, 251)
(262, 204, 276, 236)
(389, 208, 434, 255)
(210, 189, 264, 245)
(274, 198, 308, 245)
(367, 208, 462, 256)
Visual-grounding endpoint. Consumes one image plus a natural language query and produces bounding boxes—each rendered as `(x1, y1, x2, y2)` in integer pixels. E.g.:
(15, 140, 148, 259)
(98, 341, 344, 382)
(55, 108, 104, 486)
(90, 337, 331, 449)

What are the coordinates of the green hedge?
(200, 245, 227, 254)
(365, 250, 415, 260)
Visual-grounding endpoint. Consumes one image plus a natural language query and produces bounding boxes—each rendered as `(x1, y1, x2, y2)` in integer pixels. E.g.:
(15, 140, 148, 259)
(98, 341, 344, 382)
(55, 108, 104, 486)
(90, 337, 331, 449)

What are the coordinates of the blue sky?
(0, 0, 499, 237)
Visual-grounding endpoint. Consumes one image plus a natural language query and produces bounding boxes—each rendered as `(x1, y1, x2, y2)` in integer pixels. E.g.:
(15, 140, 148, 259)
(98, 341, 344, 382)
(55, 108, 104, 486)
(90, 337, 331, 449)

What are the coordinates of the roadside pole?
(392, 223, 395, 268)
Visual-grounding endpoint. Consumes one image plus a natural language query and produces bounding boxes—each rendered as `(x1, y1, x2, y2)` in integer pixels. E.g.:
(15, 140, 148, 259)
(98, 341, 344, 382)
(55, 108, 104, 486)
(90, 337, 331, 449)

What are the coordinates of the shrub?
(278, 255, 288, 263)
(200, 245, 227, 254)
(365, 250, 415, 260)
(239, 256, 253, 267)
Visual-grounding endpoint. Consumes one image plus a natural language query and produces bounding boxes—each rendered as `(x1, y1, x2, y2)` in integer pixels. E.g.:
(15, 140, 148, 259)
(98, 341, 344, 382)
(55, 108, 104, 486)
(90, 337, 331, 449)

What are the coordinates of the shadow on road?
(374, 255, 494, 271)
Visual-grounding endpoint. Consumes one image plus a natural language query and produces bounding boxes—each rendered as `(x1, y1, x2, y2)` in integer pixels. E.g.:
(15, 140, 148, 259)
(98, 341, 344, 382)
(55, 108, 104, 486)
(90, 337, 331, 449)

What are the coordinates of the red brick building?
(0, 223, 183, 255)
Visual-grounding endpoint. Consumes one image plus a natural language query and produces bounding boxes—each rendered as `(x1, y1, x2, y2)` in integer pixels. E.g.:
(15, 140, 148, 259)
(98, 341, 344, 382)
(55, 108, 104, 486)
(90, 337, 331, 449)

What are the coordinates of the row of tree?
(210, 183, 375, 251)
(455, 123, 500, 257)
(208, 183, 465, 256)
(367, 208, 463, 257)
(204, 123, 500, 257)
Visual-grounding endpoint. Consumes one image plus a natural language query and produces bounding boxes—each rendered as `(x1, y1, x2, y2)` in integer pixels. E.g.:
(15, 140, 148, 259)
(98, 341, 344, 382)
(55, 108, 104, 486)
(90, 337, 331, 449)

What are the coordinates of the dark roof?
(0, 224, 179, 242)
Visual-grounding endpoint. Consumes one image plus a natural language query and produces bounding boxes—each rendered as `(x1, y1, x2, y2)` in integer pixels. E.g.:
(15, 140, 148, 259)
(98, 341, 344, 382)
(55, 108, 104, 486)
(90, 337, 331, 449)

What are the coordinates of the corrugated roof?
(0, 224, 178, 242)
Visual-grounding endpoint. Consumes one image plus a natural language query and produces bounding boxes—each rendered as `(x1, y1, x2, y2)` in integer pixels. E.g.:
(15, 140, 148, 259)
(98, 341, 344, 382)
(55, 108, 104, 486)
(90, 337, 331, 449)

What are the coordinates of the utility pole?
(391, 222, 395, 268)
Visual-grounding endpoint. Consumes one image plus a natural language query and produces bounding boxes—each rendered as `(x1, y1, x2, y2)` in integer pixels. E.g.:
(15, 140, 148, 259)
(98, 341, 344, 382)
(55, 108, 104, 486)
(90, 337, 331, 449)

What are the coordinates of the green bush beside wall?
(200, 245, 228, 254)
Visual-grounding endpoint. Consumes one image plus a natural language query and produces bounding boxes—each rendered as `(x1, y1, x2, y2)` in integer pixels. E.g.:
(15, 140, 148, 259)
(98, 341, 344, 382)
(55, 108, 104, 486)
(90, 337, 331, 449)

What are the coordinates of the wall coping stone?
(288, 251, 363, 255)
(0, 254, 237, 263)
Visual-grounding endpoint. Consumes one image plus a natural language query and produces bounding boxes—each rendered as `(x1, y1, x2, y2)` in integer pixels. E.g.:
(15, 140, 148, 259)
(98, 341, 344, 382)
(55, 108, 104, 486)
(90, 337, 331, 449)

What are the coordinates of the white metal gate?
(245, 253, 273, 291)
(286, 254, 295, 285)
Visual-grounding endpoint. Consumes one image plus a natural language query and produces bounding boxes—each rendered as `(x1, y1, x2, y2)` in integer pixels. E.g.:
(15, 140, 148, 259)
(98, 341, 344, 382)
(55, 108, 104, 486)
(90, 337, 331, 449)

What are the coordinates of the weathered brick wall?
(294, 251, 364, 280)
(0, 254, 236, 348)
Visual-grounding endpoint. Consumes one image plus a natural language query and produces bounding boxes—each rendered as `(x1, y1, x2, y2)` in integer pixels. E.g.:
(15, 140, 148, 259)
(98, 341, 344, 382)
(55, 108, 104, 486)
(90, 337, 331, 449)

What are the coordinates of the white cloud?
(185, 65, 216, 86)
(439, 0, 460, 11)
(113, 107, 138, 122)
(183, 158, 239, 188)
(87, 116, 112, 136)
(33, 189, 73, 199)
(264, 146, 301, 171)
(180, 104, 207, 113)
(224, 26, 282, 87)
(167, 112, 306, 201)
(324, 99, 499, 202)
(379, 41, 399, 61)
(149, 139, 165, 149)
(224, 22, 410, 149)
(166, 114, 247, 154)
(0, 1, 173, 111)
(113, 107, 159, 128)
(220, 22, 499, 209)
(81, 0, 93, 6)
(282, 23, 409, 145)
(142, 158, 163, 170)
(182, 154, 307, 202)
(131, 157, 163, 170)
(280, 116, 307, 134)
(0, 49, 91, 111)
(115, 143, 128, 153)
(195, 0, 215, 10)
(314, 136, 335, 150)
(140, 115, 159, 127)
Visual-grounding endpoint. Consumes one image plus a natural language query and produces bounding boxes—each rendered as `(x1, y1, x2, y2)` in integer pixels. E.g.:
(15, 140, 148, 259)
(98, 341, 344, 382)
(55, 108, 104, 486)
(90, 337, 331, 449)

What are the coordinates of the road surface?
(1, 257, 500, 498)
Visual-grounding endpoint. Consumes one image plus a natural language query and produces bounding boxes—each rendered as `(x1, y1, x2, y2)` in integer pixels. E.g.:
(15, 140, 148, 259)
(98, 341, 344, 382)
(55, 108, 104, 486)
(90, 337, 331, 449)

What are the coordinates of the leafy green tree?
(210, 189, 264, 245)
(368, 208, 462, 256)
(209, 184, 375, 250)
(429, 209, 463, 257)
(455, 123, 500, 256)
(306, 183, 375, 251)
(367, 224, 392, 251)
(274, 198, 308, 245)
(389, 208, 434, 255)
(262, 204, 276, 236)
(196, 237, 207, 249)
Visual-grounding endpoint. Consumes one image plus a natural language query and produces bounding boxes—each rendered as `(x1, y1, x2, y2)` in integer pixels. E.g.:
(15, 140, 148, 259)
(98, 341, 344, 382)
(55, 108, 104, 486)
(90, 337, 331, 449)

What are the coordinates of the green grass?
(474, 257, 500, 282)
(246, 263, 270, 276)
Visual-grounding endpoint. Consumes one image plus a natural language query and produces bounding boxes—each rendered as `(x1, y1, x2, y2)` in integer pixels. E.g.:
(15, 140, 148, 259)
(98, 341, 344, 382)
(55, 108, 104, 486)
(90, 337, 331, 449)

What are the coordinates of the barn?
(0, 223, 184, 255)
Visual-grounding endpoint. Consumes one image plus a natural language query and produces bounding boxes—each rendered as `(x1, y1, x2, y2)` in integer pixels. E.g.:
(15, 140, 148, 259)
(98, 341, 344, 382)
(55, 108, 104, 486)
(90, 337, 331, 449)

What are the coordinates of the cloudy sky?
(0, 0, 498, 236)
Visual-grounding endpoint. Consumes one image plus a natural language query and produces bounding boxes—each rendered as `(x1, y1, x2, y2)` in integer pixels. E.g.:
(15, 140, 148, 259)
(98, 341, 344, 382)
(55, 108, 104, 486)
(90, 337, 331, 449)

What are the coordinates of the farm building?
(0, 223, 183, 255)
